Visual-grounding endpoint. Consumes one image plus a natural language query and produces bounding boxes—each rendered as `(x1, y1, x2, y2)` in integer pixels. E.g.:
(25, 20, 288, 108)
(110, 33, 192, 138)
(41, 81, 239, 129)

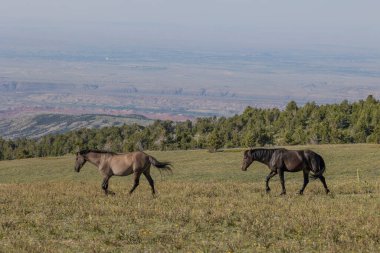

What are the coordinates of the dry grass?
(0, 144, 379, 252)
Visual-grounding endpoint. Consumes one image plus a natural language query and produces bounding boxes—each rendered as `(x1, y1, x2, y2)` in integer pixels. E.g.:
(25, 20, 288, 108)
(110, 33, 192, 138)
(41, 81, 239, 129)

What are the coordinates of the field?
(0, 144, 379, 252)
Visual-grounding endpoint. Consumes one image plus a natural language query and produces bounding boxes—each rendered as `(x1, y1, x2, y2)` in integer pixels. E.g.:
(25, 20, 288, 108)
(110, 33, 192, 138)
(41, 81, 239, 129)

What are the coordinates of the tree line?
(1, 95, 380, 160)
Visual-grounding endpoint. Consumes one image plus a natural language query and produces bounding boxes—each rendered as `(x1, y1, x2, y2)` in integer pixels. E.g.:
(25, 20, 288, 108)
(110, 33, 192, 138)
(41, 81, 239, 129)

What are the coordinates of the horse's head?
(74, 152, 86, 172)
(241, 150, 254, 171)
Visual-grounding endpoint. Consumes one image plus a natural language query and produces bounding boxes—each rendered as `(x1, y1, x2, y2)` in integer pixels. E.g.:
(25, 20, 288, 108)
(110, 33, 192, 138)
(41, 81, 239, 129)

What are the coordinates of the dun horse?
(241, 148, 330, 195)
(74, 150, 172, 195)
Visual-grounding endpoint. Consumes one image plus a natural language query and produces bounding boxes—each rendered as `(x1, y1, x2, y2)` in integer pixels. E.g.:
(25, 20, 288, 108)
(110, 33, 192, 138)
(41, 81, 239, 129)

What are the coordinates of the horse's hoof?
(325, 189, 330, 194)
(266, 188, 271, 193)
(299, 190, 304, 195)
(280, 192, 286, 196)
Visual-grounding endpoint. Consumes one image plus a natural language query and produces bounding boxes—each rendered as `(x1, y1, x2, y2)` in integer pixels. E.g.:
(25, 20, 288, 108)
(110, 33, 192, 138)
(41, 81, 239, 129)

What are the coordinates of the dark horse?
(241, 148, 330, 195)
(74, 150, 172, 195)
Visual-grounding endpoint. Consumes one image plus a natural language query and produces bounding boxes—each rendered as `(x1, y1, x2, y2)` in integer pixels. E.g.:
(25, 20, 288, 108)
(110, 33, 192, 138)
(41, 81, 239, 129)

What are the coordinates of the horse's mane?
(79, 149, 117, 155)
(250, 148, 286, 162)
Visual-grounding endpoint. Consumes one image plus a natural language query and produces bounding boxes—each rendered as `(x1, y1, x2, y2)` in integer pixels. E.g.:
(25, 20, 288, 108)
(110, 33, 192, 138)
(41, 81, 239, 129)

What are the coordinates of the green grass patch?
(0, 144, 379, 252)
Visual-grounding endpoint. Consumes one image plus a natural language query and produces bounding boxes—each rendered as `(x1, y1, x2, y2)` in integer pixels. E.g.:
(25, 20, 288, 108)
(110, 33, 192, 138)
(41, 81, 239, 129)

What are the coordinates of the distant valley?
(1, 47, 380, 121)
(0, 114, 153, 139)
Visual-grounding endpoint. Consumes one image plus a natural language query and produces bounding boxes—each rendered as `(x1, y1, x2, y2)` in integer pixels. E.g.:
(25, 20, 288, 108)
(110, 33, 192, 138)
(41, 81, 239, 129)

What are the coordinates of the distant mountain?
(0, 114, 153, 139)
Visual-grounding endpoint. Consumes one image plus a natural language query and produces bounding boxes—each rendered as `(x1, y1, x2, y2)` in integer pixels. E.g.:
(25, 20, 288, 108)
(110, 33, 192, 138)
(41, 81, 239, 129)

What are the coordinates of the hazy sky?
(1, 0, 380, 51)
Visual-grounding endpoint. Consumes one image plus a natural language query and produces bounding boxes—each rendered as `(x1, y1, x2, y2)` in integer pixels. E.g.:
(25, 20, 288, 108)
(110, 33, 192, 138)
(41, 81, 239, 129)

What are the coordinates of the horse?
(241, 148, 330, 195)
(74, 149, 172, 195)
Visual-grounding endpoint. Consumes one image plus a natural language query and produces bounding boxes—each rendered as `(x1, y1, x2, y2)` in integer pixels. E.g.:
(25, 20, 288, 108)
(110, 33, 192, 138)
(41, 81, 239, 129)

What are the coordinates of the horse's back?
(273, 149, 322, 172)
(131, 151, 149, 160)
(274, 149, 302, 160)
(277, 150, 305, 171)
(302, 149, 323, 161)
(110, 151, 149, 176)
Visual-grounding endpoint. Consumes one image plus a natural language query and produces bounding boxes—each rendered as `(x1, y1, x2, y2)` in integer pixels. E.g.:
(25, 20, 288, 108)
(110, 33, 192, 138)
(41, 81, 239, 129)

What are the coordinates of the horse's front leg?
(265, 170, 277, 193)
(279, 168, 286, 195)
(102, 175, 115, 195)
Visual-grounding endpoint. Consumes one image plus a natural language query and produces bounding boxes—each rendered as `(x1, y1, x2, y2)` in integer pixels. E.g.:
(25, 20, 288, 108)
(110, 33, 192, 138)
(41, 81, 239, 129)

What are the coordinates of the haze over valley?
(2, 47, 380, 120)
(1, 0, 380, 123)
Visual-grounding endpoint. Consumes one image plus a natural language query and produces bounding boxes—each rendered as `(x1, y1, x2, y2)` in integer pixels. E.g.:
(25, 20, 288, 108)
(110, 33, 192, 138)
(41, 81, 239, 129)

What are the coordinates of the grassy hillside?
(0, 144, 379, 252)
(0, 114, 153, 139)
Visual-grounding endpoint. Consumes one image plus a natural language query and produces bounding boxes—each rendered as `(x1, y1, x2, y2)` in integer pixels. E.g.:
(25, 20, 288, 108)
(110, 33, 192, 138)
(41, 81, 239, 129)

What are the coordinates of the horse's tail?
(310, 154, 326, 179)
(148, 155, 173, 173)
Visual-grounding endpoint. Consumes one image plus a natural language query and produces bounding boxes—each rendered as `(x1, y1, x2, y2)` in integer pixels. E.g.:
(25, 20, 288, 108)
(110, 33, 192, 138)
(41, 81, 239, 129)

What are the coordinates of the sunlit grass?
(0, 144, 379, 252)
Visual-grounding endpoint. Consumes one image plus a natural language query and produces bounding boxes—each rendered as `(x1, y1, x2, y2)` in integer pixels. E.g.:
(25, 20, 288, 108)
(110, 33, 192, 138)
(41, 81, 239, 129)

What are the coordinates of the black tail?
(310, 154, 326, 179)
(149, 156, 172, 173)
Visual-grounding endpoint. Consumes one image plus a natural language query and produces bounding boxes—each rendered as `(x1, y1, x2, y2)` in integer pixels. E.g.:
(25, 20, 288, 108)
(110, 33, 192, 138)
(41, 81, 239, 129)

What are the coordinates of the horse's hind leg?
(299, 170, 309, 195)
(129, 172, 141, 194)
(279, 168, 286, 195)
(143, 170, 155, 195)
(319, 175, 330, 194)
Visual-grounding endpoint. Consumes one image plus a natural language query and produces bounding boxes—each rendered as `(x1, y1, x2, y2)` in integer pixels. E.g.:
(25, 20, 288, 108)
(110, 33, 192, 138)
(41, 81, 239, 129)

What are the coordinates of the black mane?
(250, 148, 285, 162)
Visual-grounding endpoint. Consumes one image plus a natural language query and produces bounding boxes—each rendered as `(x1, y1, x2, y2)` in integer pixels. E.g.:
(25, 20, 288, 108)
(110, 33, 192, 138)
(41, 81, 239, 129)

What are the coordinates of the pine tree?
(207, 129, 223, 152)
